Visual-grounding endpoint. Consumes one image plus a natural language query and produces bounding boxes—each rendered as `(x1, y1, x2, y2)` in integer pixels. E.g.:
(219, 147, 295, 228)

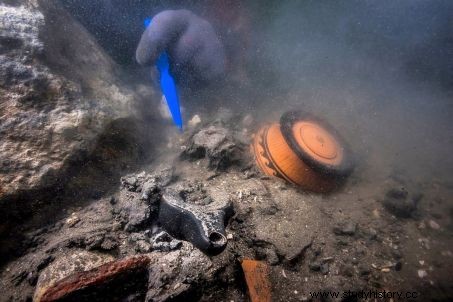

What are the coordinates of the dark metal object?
(158, 189, 234, 256)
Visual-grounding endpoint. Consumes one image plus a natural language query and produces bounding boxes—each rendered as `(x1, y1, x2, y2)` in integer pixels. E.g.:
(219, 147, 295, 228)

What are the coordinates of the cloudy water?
(0, 1, 452, 301)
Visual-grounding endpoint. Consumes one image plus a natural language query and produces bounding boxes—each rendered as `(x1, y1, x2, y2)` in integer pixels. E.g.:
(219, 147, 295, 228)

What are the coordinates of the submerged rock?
(183, 125, 243, 170)
(333, 221, 357, 236)
(151, 231, 183, 252)
(145, 243, 235, 302)
(0, 0, 156, 247)
(381, 187, 421, 218)
(116, 166, 174, 232)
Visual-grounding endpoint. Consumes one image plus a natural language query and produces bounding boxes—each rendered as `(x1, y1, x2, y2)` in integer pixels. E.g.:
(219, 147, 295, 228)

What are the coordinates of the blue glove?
(136, 9, 226, 86)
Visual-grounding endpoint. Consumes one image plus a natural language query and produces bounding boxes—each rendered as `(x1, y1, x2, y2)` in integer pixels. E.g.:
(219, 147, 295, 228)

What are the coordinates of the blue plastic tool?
(144, 18, 183, 130)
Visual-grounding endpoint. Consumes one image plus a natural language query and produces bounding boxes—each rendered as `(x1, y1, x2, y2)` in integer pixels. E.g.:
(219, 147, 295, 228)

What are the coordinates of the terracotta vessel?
(251, 111, 353, 192)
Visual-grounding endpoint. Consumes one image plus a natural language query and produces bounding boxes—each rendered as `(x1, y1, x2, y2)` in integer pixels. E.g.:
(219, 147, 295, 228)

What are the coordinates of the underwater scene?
(0, 0, 452, 301)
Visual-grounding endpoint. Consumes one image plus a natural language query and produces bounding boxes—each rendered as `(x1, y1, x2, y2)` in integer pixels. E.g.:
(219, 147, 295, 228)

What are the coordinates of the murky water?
(1, 1, 452, 301)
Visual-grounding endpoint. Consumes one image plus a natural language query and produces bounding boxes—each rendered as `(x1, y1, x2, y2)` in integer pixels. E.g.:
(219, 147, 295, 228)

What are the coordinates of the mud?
(1, 110, 453, 301)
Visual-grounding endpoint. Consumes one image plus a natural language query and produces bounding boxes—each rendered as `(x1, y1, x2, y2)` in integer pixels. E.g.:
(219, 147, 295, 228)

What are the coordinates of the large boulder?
(0, 0, 158, 251)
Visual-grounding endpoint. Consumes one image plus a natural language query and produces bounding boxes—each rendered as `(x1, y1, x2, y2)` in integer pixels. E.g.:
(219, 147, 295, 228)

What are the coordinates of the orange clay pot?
(251, 111, 353, 193)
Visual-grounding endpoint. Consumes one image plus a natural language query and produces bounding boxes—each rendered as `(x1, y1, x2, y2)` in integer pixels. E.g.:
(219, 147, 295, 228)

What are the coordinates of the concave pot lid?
(280, 110, 354, 177)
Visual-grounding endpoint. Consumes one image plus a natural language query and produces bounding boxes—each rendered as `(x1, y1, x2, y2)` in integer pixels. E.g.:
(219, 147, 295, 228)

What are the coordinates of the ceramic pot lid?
(280, 111, 353, 177)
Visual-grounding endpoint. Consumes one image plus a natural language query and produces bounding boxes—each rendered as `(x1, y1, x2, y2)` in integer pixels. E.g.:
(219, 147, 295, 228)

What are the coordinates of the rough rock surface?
(0, 1, 155, 212)
(116, 165, 174, 231)
(183, 125, 244, 170)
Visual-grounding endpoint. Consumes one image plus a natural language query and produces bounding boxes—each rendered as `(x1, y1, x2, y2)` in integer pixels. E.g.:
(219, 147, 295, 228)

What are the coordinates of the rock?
(183, 126, 242, 170)
(309, 262, 321, 271)
(417, 269, 428, 278)
(265, 248, 280, 265)
(151, 231, 183, 252)
(0, 1, 156, 256)
(65, 213, 80, 227)
(141, 178, 158, 200)
(428, 220, 441, 230)
(0, 1, 148, 200)
(121, 176, 138, 192)
(116, 167, 175, 232)
(118, 194, 151, 232)
(418, 238, 431, 249)
(381, 188, 421, 218)
(35, 255, 150, 302)
(128, 232, 152, 253)
(145, 243, 233, 302)
(128, 232, 147, 242)
(153, 165, 175, 187)
(136, 240, 152, 253)
(33, 250, 115, 302)
(234, 179, 319, 262)
(333, 221, 357, 236)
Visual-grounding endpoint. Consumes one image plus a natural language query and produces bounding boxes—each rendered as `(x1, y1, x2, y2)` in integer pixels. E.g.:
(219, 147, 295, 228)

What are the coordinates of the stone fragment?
(145, 243, 233, 302)
(183, 126, 242, 170)
(121, 176, 138, 192)
(141, 179, 158, 200)
(151, 231, 183, 252)
(236, 179, 319, 261)
(116, 191, 151, 232)
(428, 220, 441, 230)
(417, 269, 428, 278)
(65, 213, 80, 227)
(0, 1, 151, 206)
(0, 0, 155, 262)
(333, 221, 357, 236)
(381, 188, 421, 218)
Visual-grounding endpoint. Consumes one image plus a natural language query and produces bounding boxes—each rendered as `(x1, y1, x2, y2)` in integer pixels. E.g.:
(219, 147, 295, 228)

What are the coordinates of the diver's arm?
(136, 10, 190, 66)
